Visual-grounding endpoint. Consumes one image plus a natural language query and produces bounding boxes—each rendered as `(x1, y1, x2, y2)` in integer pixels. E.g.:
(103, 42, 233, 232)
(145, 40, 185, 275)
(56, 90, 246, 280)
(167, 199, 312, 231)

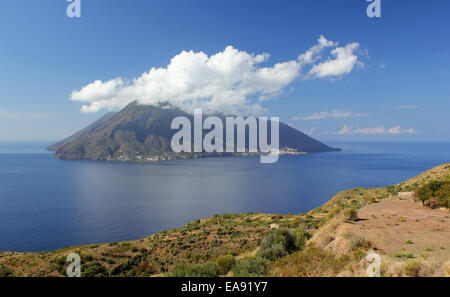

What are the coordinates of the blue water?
(0, 141, 449, 252)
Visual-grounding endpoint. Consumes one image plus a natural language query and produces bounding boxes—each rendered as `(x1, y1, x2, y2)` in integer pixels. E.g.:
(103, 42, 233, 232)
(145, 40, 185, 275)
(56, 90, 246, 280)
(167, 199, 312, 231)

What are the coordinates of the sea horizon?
(1, 140, 449, 252)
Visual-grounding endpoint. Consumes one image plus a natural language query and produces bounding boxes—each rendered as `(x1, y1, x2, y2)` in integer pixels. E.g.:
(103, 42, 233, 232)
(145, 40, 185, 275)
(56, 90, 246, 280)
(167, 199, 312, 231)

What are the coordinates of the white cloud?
(291, 109, 368, 121)
(338, 125, 385, 135)
(308, 42, 363, 78)
(338, 124, 417, 135)
(0, 111, 54, 120)
(71, 36, 364, 114)
(298, 35, 337, 64)
(399, 105, 421, 109)
(388, 126, 417, 134)
(379, 64, 387, 69)
(303, 127, 317, 135)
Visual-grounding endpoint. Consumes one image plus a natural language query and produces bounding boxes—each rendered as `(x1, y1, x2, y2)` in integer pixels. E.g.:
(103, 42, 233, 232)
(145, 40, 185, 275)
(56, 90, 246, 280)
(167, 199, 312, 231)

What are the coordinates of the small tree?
(415, 180, 449, 208)
(435, 183, 450, 208)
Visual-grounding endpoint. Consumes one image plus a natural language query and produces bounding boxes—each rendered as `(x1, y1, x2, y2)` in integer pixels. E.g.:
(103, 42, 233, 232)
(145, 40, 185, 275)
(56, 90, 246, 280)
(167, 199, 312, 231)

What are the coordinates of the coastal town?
(115, 147, 306, 162)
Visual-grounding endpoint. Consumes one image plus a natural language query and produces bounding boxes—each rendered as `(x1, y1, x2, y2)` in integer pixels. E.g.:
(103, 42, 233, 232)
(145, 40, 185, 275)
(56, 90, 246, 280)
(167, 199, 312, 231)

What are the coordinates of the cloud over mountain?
(70, 36, 363, 115)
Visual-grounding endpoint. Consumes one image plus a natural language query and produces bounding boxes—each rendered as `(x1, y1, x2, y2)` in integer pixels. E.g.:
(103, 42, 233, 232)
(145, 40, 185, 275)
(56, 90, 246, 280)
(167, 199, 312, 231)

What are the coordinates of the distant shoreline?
(50, 148, 314, 163)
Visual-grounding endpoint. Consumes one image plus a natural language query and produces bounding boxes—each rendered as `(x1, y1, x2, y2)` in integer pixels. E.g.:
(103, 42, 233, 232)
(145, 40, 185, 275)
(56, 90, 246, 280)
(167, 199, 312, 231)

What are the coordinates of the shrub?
(394, 253, 414, 259)
(80, 254, 93, 262)
(404, 261, 421, 277)
(258, 229, 296, 260)
(106, 259, 115, 264)
(293, 228, 312, 251)
(271, 247, 351, 277)
(353, 249, 365, 261)
(232, 257, 269, 277)
(137, 261, 159, 276)
(415, 180, 450, 208)
(435, 183, 450, 208)
(82, 261, 109, 277)
(351, 237, 373, 251)
(0, 266, 13, 277)
(386, 185, 400, 195)
(257, 228, 312, 261)
(222, 213, 233, 219)
(170, 262, 219, 277)
(216, 255, 235, 275)
(109, 255, 144, 276)
(326, 207, 342, 221)
(344, 207, 358, 222)
(272, 214, 283, 220)
(51, 256, 67, 275)
(258, 243, 287, 261)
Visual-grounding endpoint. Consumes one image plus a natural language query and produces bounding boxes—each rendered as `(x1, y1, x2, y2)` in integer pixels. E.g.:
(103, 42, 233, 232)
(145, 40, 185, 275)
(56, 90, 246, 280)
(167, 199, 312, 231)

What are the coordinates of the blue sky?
(0, 0, 449, 142)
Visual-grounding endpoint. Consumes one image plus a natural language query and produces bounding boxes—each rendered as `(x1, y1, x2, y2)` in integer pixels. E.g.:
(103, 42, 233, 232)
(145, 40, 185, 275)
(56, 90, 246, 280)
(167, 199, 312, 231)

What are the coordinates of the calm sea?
(0, 141, 449, 252)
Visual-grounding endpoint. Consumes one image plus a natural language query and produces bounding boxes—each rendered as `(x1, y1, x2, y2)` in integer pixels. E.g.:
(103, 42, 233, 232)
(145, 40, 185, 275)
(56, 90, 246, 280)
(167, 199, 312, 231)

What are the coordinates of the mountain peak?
(50, 104, 340, 161)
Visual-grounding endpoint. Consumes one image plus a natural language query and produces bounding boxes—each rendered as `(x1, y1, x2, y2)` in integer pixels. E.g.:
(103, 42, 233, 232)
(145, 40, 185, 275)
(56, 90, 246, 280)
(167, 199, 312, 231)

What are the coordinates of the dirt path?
(354, 196, 449, 258)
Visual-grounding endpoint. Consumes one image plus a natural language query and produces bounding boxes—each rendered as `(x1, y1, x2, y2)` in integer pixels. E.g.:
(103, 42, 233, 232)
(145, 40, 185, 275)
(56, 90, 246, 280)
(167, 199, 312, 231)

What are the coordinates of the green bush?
(351, 237, 373, 251)
(257, 228, 311, 261)
(353, 249, 365, 261)
(80, 254, 93, 262)
(232, 257, 269, 277)
(82, 261, 109, 277)
(216, 255, 235, 275)
(386, 185, 400, 195)
(222, 213, 233, 219)
(326, 207, 342, 221)
(258, 243, 287, 261)
(415, 180, 450, 208)
(293, 228, 311, 251)
(434, 183, 450, 207)
(260, 229, 295, 252)
(170, 262, 219, 277)
(109, 255, 144, 276)
(344, 207, 358, 222)
(404, 261, 421, 277)
(0, 266, 13, 277)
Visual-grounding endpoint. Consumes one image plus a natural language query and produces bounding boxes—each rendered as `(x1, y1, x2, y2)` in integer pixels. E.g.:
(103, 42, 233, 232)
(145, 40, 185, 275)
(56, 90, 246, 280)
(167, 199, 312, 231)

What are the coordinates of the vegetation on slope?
(415, 179, 449, 208)
(0, 163, 448, 277)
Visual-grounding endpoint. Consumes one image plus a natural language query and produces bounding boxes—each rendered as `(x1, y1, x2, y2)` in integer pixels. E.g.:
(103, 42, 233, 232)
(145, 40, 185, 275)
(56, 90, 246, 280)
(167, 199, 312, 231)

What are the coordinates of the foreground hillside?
(0, 164, 448, 277)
